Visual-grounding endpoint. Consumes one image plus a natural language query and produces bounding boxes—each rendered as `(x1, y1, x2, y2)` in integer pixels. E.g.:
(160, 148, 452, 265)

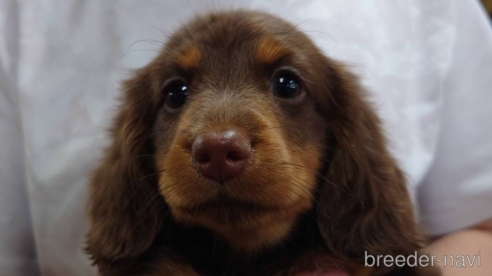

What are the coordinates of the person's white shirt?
(0, 1, 491, 275)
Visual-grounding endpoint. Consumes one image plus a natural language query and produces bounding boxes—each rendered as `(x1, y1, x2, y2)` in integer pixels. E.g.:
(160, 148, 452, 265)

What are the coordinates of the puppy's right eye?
(165, 81, 188, 110)
(270, 71, 302, 99)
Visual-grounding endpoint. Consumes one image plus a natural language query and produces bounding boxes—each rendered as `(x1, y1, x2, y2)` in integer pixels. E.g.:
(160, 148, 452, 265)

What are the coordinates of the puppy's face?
(150, 12, 327, 250)
(88, 11, 432, 275)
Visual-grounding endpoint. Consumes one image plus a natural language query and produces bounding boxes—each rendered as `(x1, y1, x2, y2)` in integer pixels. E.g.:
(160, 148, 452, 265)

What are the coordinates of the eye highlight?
(270, 72, 302, 99)
(164, 80, 188, 110)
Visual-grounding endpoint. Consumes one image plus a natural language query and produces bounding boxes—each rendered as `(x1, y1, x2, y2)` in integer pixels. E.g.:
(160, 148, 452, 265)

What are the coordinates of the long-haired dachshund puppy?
(86, 10, 441, 276)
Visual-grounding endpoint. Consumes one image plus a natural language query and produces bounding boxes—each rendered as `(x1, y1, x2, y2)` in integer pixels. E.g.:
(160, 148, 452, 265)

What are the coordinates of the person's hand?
(429, 218, 492, 276)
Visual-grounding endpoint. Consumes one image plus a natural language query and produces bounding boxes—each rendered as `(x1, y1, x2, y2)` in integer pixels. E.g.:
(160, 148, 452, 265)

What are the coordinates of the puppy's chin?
(173, 191, 311, 251)
(160, 173, 314, 252)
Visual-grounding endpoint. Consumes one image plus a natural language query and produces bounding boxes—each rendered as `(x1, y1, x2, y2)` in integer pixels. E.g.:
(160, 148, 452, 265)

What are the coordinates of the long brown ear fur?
(85, 68, 165, 270)
(315, 59, 430, 272)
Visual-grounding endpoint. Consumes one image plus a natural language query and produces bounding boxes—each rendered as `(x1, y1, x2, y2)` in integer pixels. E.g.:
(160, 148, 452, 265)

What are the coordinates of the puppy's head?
(87, 10, 423, 272)
(153, 12, 329, 251)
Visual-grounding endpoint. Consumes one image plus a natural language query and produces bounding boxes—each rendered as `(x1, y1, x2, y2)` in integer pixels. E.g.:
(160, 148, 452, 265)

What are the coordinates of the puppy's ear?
(86, 68, 165, 267)
(314, 59, 424, 263)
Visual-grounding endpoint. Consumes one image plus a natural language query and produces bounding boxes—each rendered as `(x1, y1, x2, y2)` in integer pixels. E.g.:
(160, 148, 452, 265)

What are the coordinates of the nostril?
(195, 152, 211, 164)
(226, 151, 241, 162)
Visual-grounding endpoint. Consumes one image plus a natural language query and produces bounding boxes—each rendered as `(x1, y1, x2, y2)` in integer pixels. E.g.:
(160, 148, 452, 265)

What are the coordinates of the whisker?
(287, 175, 332, 221)
(277, 162, 353, 197)
(136, 190, 163, 216)
(128, 149, 170, 159)
(129, 181, 185, 234)
(120, 49, 161, 61)
(126, 168, 167, 203)
(301, 30, 337, 43)
(150, 26, 172, 39)
(129, 200, 168, 235)
(125, 39, 164, 54)
(290, 145, 327, 153)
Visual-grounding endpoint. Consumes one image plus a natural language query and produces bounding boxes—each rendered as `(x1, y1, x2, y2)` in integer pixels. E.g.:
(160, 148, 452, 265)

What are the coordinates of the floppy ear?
(315, 59, 425, 264)
(85, 68, 166, 268)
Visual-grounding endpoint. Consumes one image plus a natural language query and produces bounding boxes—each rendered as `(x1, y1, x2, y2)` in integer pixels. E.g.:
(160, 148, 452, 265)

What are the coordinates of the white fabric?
(1, 1, 492, 275)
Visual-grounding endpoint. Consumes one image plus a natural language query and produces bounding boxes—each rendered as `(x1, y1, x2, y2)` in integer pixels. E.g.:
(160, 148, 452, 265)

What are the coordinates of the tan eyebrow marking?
(256, 37, 289, 64)
(176, 45, 201, 70)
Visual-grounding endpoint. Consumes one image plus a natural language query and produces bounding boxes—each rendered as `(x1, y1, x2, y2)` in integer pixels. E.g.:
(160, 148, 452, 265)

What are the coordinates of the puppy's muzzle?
(191, 128, 252, 182)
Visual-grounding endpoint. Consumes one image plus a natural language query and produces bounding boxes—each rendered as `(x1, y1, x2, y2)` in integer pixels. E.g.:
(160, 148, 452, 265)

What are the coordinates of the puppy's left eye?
(165, 81, 188, 110)
(270, 72, 302, 99)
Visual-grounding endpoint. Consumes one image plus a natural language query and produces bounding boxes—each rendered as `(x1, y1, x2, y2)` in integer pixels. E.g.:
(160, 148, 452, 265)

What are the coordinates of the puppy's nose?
(192, 129, 252, 182)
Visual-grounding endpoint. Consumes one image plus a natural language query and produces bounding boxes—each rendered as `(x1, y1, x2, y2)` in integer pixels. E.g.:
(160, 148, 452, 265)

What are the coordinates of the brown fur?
(256, 37, 290, 64)
(176, 45, 201, 70)
(86, 10, 441, 276)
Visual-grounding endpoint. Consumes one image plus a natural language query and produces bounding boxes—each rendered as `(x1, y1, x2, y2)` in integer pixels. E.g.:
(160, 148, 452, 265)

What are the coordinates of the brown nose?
(192, 129, 252, 182)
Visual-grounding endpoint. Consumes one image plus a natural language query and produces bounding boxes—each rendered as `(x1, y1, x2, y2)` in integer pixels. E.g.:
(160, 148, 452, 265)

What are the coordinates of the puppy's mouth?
(182, 194, 279, 214)
(160, 138, 317, 228)
(157, 116, 322, 251)
(157, 135, 321, 251)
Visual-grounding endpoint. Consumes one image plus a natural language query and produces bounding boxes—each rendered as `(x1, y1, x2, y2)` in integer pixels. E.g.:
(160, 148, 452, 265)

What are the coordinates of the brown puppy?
(86, 10, 441, 276)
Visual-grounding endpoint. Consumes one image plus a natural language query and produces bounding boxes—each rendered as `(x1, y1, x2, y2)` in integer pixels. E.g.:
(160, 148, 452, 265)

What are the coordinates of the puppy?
(86, 10, 441, 276)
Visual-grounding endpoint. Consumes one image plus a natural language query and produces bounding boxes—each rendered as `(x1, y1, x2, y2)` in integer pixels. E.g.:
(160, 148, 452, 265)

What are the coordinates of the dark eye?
(270, 72, 302, 99)
(165, 81, 188, 109)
